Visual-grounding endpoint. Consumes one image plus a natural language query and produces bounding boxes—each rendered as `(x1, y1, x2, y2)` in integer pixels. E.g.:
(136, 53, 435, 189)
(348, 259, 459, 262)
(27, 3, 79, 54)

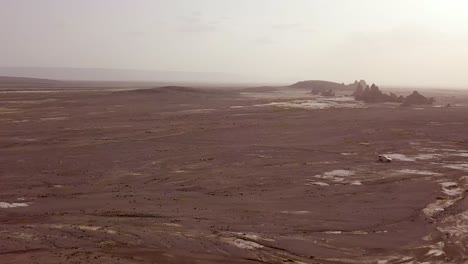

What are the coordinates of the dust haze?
(2, 0, 468, 88)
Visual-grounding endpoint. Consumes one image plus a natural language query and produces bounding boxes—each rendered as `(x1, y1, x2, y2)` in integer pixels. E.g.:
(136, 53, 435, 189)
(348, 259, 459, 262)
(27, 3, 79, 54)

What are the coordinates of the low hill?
(290, 80, 366, 92)
(127, 86, 214, 95)
(0, 67, 254, 83)
(290, 80, 346, 90)
(0, 76, 61, 87)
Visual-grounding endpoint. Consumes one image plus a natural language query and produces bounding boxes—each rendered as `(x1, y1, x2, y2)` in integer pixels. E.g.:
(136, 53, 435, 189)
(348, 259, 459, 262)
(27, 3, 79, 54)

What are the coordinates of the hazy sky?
(1, 0, 468, 87)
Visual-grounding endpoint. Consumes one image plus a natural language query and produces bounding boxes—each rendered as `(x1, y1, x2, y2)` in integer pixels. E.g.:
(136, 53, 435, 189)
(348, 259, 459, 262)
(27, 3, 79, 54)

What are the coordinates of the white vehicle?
(378, 155, 392, 163)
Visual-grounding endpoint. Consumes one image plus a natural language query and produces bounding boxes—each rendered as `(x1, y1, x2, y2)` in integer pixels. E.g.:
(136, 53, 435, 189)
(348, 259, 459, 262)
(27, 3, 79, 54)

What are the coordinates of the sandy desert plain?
(0, 80, 468, 264)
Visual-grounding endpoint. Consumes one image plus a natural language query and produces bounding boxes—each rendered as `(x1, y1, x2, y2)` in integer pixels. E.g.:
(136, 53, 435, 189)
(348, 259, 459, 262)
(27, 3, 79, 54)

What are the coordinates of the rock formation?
(353, 84, 434, 106)
(401, 91, 435, 106)
(353, 83, 404, 103)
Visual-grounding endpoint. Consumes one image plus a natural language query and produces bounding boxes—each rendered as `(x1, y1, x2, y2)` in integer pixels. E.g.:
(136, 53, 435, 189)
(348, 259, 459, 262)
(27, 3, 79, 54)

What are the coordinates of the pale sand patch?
(0, 202, 29, 208)
(39, 117, 68, 121)
(228, 232, 275, 242)
(444, 164, 468, 171)
(396, 169, 442, 176)
(323, 170, 355, 177)
(340, 152, 357, 156)
(425, 242, 446, 257)
(440, 182, 463, 196)
(220, 237, 264, 250)
(255, 97, 365, 110)
(385, 154, 415, 162)
(280, 211, 311, 215)
(307, 181, 329, 186)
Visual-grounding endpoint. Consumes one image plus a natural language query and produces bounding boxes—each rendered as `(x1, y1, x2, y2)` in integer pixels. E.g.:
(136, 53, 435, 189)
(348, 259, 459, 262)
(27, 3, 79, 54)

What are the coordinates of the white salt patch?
(440, 182, 458, 188)
(16, 197, 26, 201)
(425, 242, 445, 257)
(40, 117, 68, 121)
(324, 231, 342, 234)
(386, 153, 439, 161)
(396, 169, 442, 176)
(77, 225, 101, 231)
(230, 106, 245, 109)
(315, 170, 360, 186)
(11, 119, 30, 123)
(307, 182, 329, 186)
(229, 232, 275, 242)
(423, 199, 457, 217)
(375, 230, 388, 234)
(440, 182, 463, 196)
(324, 170, 355, 177)
(0, 202, 28, 208)
(256, 155, 272, 159)
(332, 177, 345, 182)
(439, 148, 460, 152)
(76, 225, 117, 234)
(14, 233, 34, 240)
(220, 237, 264, 250)
(443, 188, 463, 197)
(444, 164, 468, 171)
(255, 97, 365, 110)
(340, 152, 357, 156)
(385, 154, 415, 162)
(323, 230, 368, 235)
(351, 231, 369, 235)
(281, 211, 311, 215)
(426, 249, 444, 257)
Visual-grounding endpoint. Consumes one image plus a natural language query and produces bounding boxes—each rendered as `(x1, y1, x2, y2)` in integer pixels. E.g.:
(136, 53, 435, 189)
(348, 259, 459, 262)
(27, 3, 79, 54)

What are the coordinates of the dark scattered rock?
(320, 88, 335, 97)
(311, 87, 335, 96)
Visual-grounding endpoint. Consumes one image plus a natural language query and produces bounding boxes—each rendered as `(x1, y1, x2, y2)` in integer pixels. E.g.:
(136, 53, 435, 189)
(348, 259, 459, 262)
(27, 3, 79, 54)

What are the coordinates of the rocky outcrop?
(353, 83, 434, 106)
(353, 80, 368, 89)
(353, 83, 404, 103)
(401, 91, 435, 106)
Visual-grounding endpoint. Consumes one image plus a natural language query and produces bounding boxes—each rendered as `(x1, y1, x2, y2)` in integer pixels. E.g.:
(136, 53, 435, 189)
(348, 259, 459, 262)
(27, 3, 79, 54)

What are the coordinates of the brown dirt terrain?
(0, 84, 467, 263)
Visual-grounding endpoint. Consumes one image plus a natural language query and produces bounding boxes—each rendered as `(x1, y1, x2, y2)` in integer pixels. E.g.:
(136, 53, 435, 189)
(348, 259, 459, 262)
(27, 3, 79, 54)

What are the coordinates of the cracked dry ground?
(0, 88, 467, 263)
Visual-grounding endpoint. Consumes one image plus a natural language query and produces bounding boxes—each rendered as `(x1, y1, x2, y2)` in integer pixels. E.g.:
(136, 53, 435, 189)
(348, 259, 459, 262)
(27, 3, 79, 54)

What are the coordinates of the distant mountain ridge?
(0, 76, 63, 88)
(0, 76, 60, 84)
(0, 67, 253, 83)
